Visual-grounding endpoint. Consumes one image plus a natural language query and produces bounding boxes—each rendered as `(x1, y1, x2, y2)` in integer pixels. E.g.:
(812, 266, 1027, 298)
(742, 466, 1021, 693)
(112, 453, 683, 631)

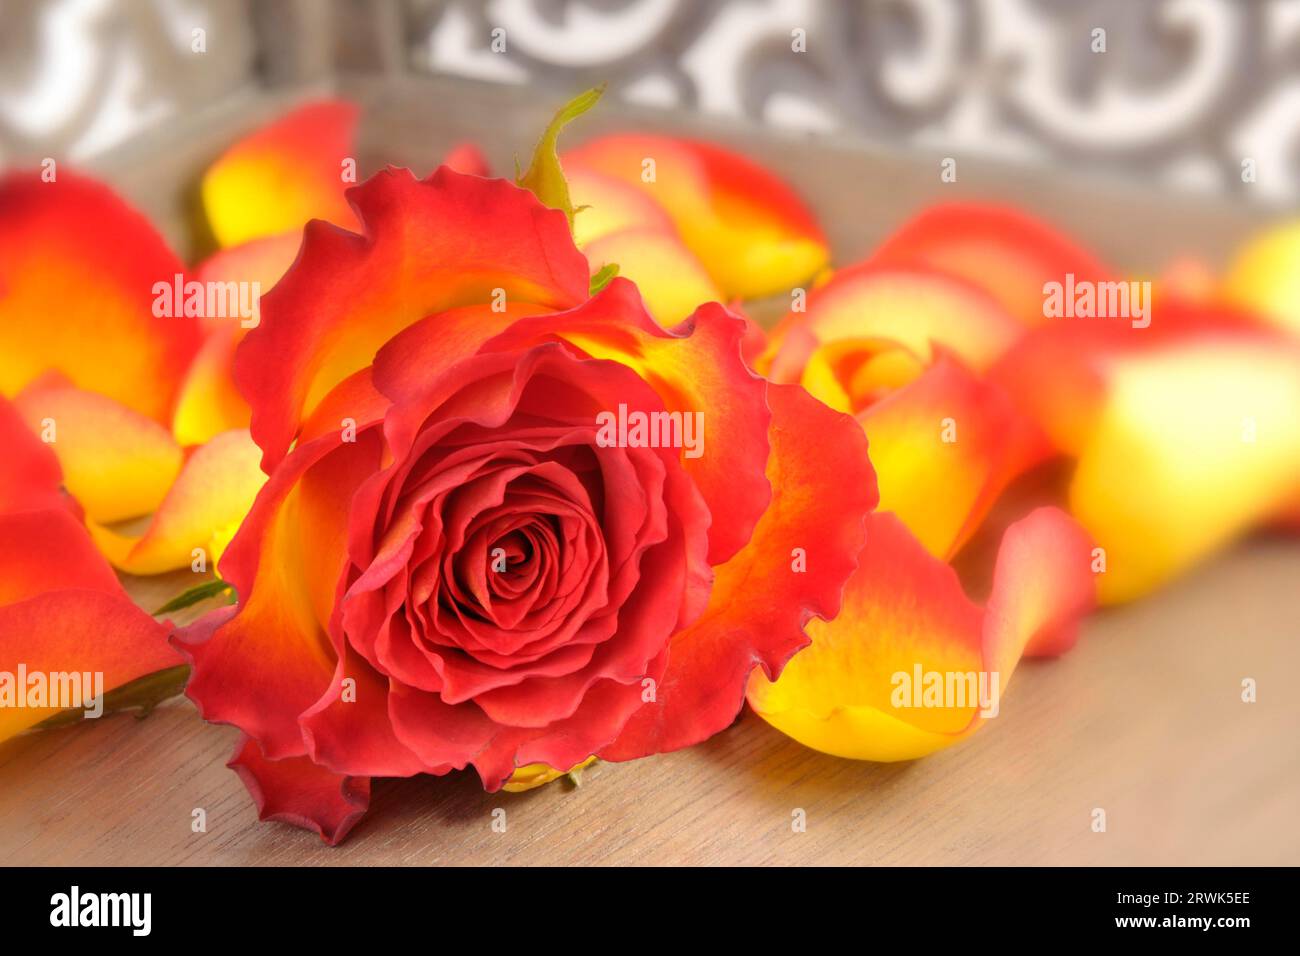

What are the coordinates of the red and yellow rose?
(172, 159, 876, 842)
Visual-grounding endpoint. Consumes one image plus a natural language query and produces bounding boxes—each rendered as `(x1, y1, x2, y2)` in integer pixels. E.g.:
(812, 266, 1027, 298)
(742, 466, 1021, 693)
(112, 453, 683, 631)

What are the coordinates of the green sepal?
(589, 262, 619, 295)
(516, 85, 605, 226)
(153, 578, 234, 616)
(33, 665, 190, 729)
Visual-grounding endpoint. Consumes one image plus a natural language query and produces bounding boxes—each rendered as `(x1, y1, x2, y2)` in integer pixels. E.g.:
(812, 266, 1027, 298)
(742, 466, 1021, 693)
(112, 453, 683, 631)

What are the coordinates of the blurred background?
(2, 0, 1295, 267)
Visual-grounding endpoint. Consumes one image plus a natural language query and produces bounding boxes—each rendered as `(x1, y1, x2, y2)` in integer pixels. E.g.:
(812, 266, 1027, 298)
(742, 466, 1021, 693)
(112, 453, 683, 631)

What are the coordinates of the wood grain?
(2, 538, 1296, 866)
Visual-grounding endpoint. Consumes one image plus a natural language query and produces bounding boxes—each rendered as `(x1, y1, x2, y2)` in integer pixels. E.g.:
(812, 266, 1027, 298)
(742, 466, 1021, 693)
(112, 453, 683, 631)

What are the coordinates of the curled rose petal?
(993, 303, 1300, 603)
(762, 265, 1022, 382)
(568, 165, 676, 247)
(13, 379, 182, 524)
(759, 261, 1034, 558)
(237, 167, 590, 471)
(746, 507, 1095, 761)
(88, 429, 267, 575)
(602, 382, 878, 760)
(1067, 336, 1300, 603)
(174, 433, 346, 759)
(565, 134, 828, 299)
(202, 99, 360, 248)
(228, 735, 370, 846)
(0, 169, 200, 423)
(857, 355, 1046, 559)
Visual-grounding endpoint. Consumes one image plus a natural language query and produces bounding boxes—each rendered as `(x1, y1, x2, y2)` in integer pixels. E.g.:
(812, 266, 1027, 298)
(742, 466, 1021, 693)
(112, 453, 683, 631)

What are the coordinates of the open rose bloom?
(173, 163, 878, 842)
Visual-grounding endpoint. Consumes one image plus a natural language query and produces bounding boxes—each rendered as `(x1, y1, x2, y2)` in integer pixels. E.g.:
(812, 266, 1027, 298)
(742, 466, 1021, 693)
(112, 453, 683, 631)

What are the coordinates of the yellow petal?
(582, 227, 722, 327)
(13, 381, 182, 523)
(202, 100, 359, 247)
(1070, 336, 1300, 603)
(568, 166, 675, 247)
(503, 756, 597, 793)
(89, 429, 267, 575)
(172, 232, 302, 446)
(1223, 220, 1300, 337)
(748, 509, 1094, 761)
(565, 135, 828, 299)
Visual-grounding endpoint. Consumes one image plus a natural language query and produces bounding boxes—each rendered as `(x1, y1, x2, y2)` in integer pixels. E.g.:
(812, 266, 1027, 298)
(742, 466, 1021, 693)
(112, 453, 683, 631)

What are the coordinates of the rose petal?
(442, 142, 490, 177)
(13, 380, 182, 524)
(0, 508, 119, 605)
(173, 434, 346, 758)
(1068, 336, 1300, 603)
(502, 755, 597, 792)
(0, 396, 67, 515)
(236, 167, 590, 471)
(602, 382, 877, 760)
(228, 735, 370, 846)
(746, 507, 1094, 761)
(859, 354, 1045, 559)
(0, 169, 200, 422)
(583, 226, 722, 327)
(1223, 219, 1300, 337)
(201, 100, 359, 247)
(479, 279, 771, 565)
(567, 165, 676, 247)
(0, 508, 180, 740)
(172, 232, 302, 446)
(88, 429, 267, 575)
(870, 202, 1112, 328)
(992, 302, 1300, 603)
(763, 265, 1022, 381)
(0, 589, 178, 740)
(565, 135, 828, 298)
(987, 508, 1097, 665)
(299, 643, 428, 778)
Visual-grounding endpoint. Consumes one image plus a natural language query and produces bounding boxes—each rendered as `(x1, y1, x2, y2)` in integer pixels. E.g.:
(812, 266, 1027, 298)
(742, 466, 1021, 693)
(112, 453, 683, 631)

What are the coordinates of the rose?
(176, 164, 877, 843)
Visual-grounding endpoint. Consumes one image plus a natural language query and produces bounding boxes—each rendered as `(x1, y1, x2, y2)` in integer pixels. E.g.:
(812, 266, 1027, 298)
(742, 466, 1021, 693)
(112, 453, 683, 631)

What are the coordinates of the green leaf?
(153, 578, 233, 616)
(516, 84, 605, 226)
(589, 262, 619, 295)
(33, 665, 190, 729)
